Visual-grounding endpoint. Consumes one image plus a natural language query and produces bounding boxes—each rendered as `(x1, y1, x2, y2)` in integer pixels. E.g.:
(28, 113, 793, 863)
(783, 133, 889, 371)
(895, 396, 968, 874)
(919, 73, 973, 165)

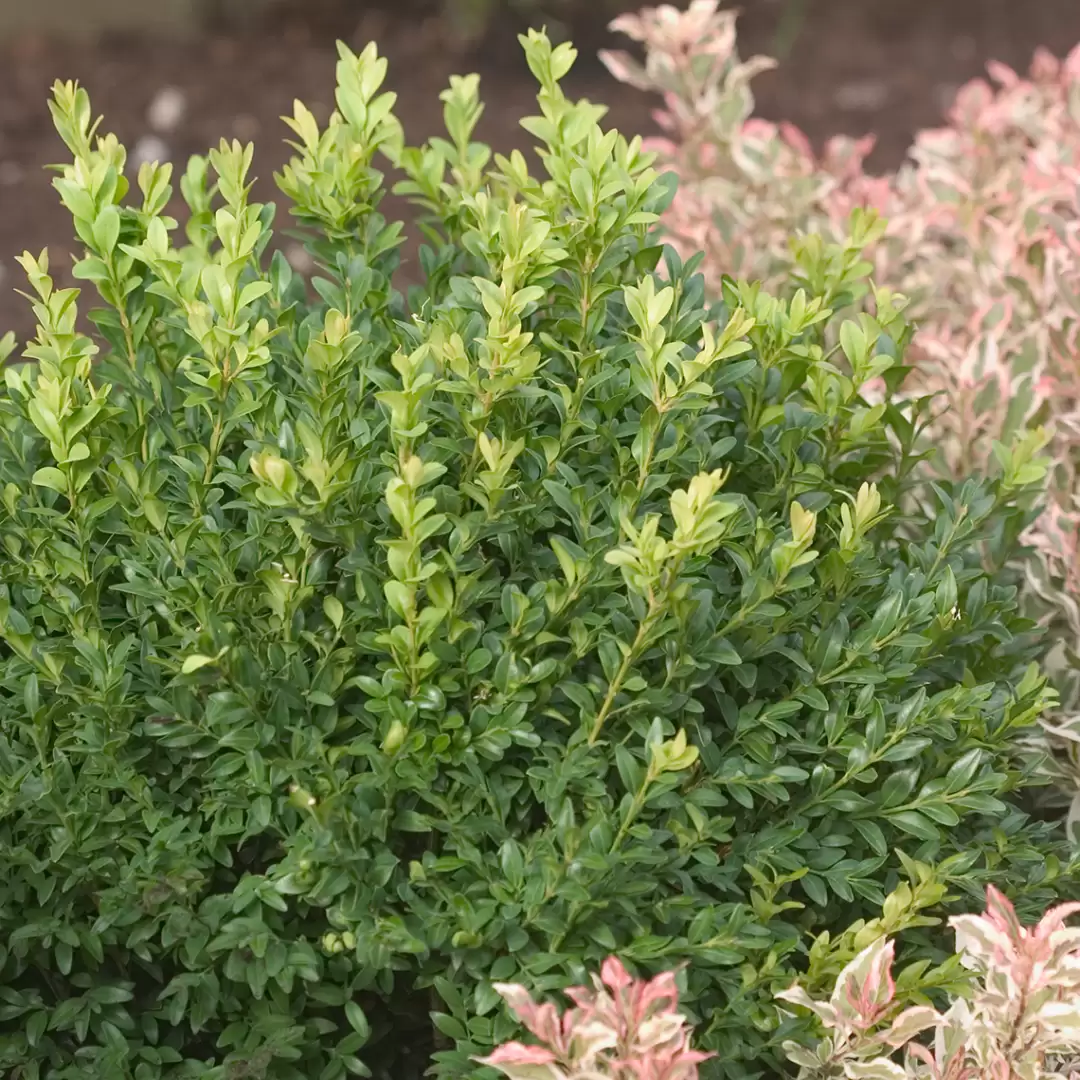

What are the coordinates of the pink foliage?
(480, 892, 1080, 1080)
(478, 957, 711, 1080)
(600, 1, 883, 291)
(778, 887, 1080, 1080)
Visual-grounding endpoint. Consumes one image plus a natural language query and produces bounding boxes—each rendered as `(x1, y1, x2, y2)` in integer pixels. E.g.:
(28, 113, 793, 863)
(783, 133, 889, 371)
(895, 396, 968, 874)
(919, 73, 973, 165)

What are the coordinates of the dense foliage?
(0, 26, 1076, 1080)
(602, 0, 1080, 811)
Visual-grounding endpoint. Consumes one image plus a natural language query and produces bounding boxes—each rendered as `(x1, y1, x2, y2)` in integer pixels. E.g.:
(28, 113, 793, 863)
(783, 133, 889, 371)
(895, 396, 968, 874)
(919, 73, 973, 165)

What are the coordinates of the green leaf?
(854, 818, 888, 857)
(432, 1013, 467, 1041)
(32, 467, 68, 493)
(238, 280, 273, 309)
(345, 1001, 370, 1041)
(324, 595, 345, 629)
(945, 748, 984, 790)
(181, 654, 217, 674)
(795, 685, 829, 712)
(879, 768, 919, 807)
(616, 745, 643, 793)
(93, 205, 121, 255)
(888, 810, 939, 841)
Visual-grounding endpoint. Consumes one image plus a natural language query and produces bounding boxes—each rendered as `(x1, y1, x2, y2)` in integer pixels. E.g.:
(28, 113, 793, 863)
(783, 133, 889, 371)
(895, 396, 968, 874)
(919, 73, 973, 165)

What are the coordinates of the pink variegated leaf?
(634, 1012, 688, 1054)
(607, 12, 647, 41)
(949, 912, 1014, 970)
(775, 984, 841, 1028)
(1030, 899, 1080, 940)
(1039, 1001, 1080, 1035)
(1031, 47, 1061, 82)
(983, 885, 1025, 943)
(567, 1017, 620, 1064)
(882, 1006, 942, 1049)
(493, 983, 567, 1047)
(599, 50, 653, 93)
(1065, 40, 1080, 80)
(481, 1043, 559, 1066)
(842, 1058, 909, 1080)
(477, 1042, 567, 1080)
(986, 60, 1021, 90)
(778, 122, 813, 161)
(600, 956, 635, 993)
(632, 970, 680, 1021)
(902, 1040, 937, 1074)
(830, 938, 897, 1029)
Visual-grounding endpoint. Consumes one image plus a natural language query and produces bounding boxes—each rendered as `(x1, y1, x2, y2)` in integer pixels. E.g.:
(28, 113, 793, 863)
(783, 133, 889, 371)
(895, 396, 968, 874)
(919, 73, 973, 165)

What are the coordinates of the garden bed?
(1, 3, 1079, 1077)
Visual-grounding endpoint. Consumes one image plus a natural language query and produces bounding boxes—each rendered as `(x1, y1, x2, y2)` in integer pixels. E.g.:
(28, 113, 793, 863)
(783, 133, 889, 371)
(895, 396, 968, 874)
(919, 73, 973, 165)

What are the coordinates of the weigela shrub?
(779, 886, 1080, 1080)
(482, 891, 1080, 1080)
(0, 26, 1075, 1080)
(479, 955, 711, 1080)
(599, 0, 881, 294)
(602, 0, 1080, 829)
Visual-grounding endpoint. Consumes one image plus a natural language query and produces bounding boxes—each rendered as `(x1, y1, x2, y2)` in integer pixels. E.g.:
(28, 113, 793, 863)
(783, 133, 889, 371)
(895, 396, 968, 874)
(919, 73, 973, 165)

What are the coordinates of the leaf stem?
(588, 601, 660, 746)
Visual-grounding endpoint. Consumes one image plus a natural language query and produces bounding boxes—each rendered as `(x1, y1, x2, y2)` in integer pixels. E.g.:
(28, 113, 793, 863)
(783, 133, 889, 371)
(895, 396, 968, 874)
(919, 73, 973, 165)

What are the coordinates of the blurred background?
(1, 0, 1079, 334)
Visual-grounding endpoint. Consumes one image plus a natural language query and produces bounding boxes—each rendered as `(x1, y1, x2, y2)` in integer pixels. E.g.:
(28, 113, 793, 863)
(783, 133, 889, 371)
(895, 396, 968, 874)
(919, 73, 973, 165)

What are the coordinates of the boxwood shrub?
(0, 29, 1075, 1080)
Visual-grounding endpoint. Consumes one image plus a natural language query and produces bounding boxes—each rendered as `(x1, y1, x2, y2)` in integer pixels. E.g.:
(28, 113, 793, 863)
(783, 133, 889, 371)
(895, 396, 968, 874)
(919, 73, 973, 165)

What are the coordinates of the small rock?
(0, 162, 24, 187)
(132, 135, 170, 169)
(834, 80, 890, 113)
(232, 113, 260, 141)
(147, 87, 187, 134)
(285, 244, 314, 273)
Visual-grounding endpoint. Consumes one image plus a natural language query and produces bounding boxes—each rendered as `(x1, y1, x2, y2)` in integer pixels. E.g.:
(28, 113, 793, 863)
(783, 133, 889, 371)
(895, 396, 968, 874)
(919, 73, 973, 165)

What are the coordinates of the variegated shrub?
(479, 956, 710, 1080)
(480, 890, 1080, 1080)
(780, 886, 1080, 1080)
